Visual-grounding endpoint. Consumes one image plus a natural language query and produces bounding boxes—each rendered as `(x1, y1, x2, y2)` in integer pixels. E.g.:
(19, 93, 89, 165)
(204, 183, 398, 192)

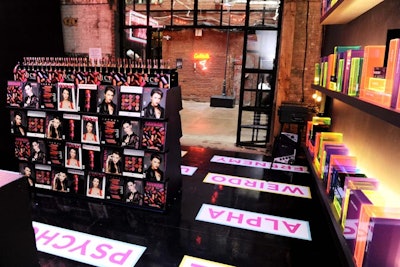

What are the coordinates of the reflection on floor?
(31, 145, 348, 267)
(180, 100, 269, 155)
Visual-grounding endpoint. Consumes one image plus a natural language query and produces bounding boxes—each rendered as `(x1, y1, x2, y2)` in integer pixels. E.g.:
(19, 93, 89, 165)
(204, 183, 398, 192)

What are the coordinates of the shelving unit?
(320, 0, 384, 25)
(304, 149, 356, 267)
(311, 84, 400, 127)
(310, 83, 400, 267)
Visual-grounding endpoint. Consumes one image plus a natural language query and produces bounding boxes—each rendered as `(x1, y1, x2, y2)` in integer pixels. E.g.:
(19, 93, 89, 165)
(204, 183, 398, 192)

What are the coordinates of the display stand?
(6, 57, 182, 212)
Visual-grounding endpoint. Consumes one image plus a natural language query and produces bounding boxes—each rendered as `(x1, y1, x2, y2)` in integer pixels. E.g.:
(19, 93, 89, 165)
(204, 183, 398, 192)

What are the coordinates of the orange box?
(359, 45, 385, 91)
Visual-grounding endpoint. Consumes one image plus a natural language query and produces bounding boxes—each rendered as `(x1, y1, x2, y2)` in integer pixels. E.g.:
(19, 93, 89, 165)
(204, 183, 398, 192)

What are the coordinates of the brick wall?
(162, 29, 243, 101)
(273, 0, 322, 140)
(60, 0, 117, 57)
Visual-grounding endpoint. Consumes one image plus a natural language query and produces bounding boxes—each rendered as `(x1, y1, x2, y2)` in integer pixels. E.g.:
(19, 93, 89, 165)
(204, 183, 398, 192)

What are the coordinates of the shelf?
(312, 84, 400, 128)
(320, 0, 384, 25)
(304, 147, 356, 267)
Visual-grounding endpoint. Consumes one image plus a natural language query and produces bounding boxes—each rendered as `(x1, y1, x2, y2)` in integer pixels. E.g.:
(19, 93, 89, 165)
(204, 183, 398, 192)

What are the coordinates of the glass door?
(236, 1, 281, 148)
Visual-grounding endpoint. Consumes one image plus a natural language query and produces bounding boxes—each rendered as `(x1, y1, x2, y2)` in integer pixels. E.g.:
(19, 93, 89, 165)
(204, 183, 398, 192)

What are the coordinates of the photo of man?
(23, 82, 39, 109)
(98, 85, 118, 115)
(142, 88, 165, 119)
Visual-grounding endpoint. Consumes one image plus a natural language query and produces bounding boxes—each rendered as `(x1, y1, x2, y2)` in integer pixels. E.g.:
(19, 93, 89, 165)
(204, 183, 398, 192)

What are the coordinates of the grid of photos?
(7, 76, 175, 211)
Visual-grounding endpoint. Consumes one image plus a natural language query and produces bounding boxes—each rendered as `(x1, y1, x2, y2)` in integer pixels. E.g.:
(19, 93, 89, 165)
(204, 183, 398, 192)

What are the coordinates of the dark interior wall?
(321, 0, 400, 55)
(0, 0, 64, 170)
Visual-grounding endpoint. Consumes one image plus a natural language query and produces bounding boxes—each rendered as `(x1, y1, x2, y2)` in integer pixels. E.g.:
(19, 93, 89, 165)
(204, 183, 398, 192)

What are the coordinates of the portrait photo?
(57, 82, 76, 111)
(81, 115, 100, 144)
(86, 172, 105, 199)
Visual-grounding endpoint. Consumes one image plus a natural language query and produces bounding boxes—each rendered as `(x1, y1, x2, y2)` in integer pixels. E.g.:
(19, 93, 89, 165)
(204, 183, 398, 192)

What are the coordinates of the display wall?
(7, 58, 182, 212)
(320, 0, 400, 196)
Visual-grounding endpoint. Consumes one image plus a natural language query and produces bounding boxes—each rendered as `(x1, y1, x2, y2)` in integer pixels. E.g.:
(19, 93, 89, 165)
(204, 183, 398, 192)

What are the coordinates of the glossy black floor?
(31, 145, 348, 267)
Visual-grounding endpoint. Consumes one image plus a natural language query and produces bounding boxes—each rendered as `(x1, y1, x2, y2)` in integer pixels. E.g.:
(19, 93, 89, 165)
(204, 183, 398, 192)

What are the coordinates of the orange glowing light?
(193, 53, 210, 60)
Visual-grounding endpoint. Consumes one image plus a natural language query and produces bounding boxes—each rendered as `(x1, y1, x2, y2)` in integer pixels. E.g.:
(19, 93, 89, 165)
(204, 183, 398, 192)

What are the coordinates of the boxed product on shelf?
(320, 142, 348, 182)
(81, 115, 100, 145)
(340, 177, 380, 229)
(353, 205, 400, 267)
(359, 45, 386, 94)
(347, 56, 364, 96)
(313, 131, 343, 174)
(330, 169, 366, 219)
(343, 190, 386, 254)
(360, 38, 400, 107)
(325, 154, 357, 196)
(333, 46, 363, 92)
(342, 49, 364, 95)
(306, 116, 331, 157)
(314, 63, 320, 85)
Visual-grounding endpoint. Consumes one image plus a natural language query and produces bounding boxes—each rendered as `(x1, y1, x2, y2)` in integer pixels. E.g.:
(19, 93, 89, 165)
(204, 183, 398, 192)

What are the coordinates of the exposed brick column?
(272, 0, 322, 142)
(60, 0, 118, 58)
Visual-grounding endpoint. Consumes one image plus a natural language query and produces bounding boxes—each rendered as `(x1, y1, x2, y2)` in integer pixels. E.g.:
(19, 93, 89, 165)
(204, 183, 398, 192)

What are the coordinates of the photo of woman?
(86, 173, 105, 199)
(46, 116, 63, 140)
(58, 83, 76, 111)
(65, 145, 82, 170)
(52, 171, 69, 192)
(81, 116, 100, 144)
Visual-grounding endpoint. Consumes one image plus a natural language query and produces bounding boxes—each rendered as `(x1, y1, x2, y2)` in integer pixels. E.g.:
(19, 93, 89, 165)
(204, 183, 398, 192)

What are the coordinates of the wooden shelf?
(312, 84, 400, 128)
(321, 0, 384, 25)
